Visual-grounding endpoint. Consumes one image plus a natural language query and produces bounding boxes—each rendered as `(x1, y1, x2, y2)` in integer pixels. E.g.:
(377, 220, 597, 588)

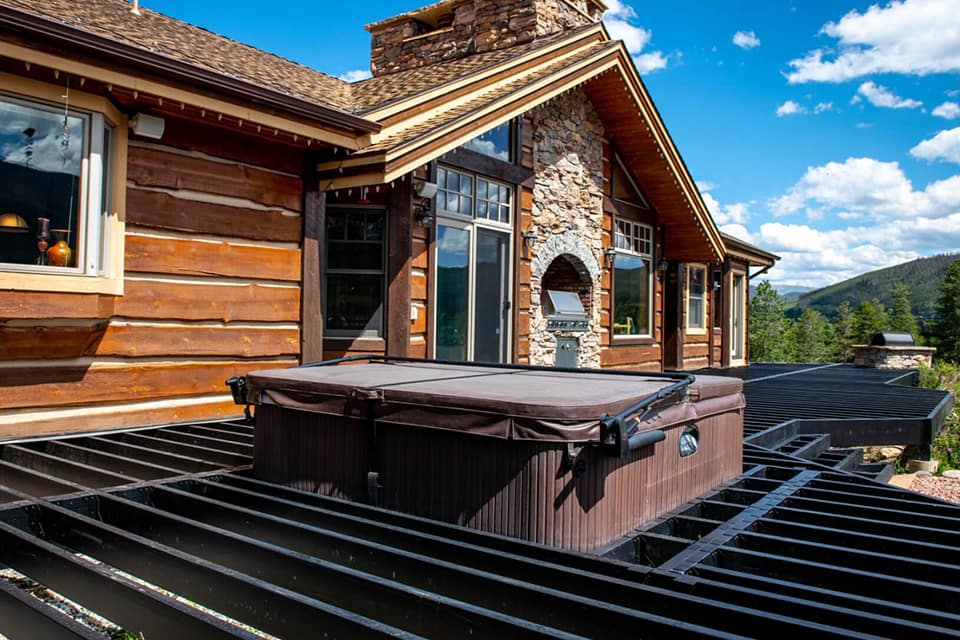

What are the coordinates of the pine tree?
(833, 300, 856, 362)
(794, 308, 834, 363)
(748, 281, 793, 362)
(935, 260, 960, 362)
(889, 282, 919, 339)
(853, 299, 889, 344)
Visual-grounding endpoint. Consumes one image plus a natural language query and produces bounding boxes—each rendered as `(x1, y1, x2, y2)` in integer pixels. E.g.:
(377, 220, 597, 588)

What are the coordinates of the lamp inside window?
(0, 91, 112, 273)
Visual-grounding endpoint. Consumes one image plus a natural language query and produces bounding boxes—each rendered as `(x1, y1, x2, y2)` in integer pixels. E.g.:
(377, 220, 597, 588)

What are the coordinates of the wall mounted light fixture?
(415, 204, 435, 228)
(656, 258, 670, 272)
(603, 247, 617, 266)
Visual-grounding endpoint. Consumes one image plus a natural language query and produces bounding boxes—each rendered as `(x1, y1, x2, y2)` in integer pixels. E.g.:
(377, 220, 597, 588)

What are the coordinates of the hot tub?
(241, 357, 744, 553)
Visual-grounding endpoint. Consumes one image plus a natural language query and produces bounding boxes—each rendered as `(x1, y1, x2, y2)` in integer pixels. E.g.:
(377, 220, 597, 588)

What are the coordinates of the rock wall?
(528, 89, 605, 367)
(853, 346, 936, 369)
(368, 0, 604, 76)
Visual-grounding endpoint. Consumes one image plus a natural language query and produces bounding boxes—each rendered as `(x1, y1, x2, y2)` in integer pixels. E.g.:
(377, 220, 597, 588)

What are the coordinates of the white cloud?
(720, 224, 754, 242)
(933, 101, 960, 119)
(910, 126, 960, 163)
(755, 216, 960, 287)
(776, 100, 805, 116)
(814, 101, 834, 113)
(701, 191, 751, 225)
(604, 1, 669, 74)
(786, 0, 960, 84)
(339, 69, 372, 82)
(856, 81, 923, 109)
(695, 180, 715, 191)
(733, 30, 761, 50)
(768, 157, 960, 220)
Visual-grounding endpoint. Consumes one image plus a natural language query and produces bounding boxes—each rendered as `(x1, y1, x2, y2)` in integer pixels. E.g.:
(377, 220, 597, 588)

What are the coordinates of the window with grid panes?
(437, 166, 511, 223)
(612, 219, 653, 337)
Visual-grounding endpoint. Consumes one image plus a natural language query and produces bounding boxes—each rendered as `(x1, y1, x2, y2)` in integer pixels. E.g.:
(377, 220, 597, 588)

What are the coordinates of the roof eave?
(0, 5, 381, 138)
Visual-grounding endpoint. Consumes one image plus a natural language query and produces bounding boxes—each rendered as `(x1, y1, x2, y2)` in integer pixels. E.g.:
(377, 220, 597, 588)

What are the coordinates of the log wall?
(0, 118, 304, 439)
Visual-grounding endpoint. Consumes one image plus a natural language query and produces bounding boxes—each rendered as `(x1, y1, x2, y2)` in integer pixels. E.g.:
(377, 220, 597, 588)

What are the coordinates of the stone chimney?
(366, 0, 607, 77)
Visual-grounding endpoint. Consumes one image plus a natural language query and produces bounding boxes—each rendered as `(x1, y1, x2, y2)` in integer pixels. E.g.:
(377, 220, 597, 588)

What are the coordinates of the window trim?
(0, 72, 127, 295)
(322, 205, 388, 339)
(685, 263, 708, 335)
(729, 269, 748, 365)
(436, 165, 513, 229)
(432, 166, 514, 362)
(611, 218, 654, 340)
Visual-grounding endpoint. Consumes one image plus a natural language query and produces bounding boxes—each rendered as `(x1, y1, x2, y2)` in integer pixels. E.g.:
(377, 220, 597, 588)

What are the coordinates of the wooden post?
(300, 157, 325, 364)
(387, 177, 413, 356)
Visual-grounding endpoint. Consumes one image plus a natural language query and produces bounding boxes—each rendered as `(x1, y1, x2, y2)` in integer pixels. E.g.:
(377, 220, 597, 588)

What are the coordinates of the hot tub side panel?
(254, 403, 743, 552)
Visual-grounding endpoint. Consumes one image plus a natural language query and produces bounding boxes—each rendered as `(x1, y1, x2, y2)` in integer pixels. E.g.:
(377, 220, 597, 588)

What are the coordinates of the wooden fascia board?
(360, 25, 606, 123)
(316, 45, 618, 182)
(608, 43, 726, 261)
(367, 41, 611, 149)
(0, 40, 367, 151)
(725, 246, 779, 267)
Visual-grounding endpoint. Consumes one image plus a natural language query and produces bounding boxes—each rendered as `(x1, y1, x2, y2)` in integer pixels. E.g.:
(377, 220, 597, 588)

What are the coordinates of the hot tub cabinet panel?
(248, 359, 744, 553)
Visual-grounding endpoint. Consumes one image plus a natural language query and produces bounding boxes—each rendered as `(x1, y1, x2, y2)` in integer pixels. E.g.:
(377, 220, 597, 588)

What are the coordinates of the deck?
(0, 365, 957, 638)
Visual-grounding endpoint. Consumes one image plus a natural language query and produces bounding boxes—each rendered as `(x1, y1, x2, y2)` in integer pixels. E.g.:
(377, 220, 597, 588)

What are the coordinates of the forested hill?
(788, 253, 960, 320)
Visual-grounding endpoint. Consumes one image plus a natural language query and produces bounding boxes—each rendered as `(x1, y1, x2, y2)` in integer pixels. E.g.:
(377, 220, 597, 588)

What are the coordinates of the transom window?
(324, 208, 386, 338)
(612, 219, 654, 338)
(437, 166, 512, 224)
(461, 121, 514, 163)
(0, 91, 113, 278)
(615, 219, 652, 255)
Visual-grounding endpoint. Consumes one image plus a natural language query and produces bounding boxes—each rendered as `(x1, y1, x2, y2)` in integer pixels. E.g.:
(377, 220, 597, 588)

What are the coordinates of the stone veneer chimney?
(366, 0, 607, 76)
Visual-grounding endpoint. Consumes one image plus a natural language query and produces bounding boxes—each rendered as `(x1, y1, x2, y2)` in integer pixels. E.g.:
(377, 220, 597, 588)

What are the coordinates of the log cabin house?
(0, 0, 777, 439)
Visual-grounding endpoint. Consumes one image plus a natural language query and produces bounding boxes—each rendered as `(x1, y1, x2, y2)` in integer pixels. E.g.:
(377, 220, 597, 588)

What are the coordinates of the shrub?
(920, 362, 960, 474)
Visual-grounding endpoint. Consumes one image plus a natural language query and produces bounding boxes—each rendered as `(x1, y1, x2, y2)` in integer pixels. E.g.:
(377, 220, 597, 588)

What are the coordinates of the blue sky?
(144, 0, 960, 289)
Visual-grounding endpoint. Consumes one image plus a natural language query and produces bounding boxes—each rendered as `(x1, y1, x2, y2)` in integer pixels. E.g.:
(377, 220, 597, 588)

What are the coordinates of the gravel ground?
(910, 475, 960, 504)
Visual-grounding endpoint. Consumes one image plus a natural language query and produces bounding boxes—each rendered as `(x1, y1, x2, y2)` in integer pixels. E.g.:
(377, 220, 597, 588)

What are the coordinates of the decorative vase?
(47, 229, 72, 267)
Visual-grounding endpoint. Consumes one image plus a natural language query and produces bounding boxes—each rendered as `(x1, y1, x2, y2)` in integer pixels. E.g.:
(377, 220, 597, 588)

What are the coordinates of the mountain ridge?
(786, 253, 960, 319)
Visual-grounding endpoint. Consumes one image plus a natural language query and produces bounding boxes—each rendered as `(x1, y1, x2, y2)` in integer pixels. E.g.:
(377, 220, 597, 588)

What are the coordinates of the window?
(686, 264, 707, 332)
(324, 208, 386, 338)
(0, 84, 124, 293)
(434, 165, 513, 362)
(0, 79, 125, 294)
(612, 219, 653, 337)
(461, 121, 514, 163)
(437, 167, 512, 223)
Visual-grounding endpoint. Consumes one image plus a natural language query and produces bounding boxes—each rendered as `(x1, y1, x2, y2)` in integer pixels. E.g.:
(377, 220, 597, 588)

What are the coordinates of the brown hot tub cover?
(246, 361, 744, 444)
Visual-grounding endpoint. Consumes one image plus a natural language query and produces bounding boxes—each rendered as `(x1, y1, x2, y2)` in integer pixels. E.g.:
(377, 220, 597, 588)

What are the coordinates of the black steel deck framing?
(0, 365, 956, 638)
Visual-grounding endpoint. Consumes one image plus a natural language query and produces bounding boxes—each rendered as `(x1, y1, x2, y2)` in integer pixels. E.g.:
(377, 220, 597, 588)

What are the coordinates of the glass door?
(473, 228, 510, 363)
(434, 223, 511, 363)
(731, 273, 745, 361)
(435, 223, 471, 361)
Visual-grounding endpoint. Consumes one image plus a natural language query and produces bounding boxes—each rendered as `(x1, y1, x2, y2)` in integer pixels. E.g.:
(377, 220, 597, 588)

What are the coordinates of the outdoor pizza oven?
(238, 357, 745, 553)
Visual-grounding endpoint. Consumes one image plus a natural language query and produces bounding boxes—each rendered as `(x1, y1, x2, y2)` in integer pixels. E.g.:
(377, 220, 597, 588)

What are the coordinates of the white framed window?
(437, 166, 512, 224)
(612, 219, 653, 338)
(0, 75, 126, 295)
(686, 264, 707, 333)
(434, 165, 513, 363)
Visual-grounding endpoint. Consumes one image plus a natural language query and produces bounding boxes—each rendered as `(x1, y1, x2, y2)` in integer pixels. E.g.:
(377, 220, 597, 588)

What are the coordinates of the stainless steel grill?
(544, 289, 589, 332)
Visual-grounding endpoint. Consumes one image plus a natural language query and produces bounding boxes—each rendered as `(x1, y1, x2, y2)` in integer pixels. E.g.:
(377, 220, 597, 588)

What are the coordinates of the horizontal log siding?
(0, 133, 305, 439)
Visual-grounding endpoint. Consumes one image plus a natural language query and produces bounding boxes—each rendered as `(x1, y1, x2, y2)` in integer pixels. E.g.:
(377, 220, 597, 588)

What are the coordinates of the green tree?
(794, 308, 834, 363)
(749, 281, 794, 362)
(833, 300, 856, 362)
(889, 282, 919, 339)
(853, 298, 889, 344)
(935, 260, 960, 362)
